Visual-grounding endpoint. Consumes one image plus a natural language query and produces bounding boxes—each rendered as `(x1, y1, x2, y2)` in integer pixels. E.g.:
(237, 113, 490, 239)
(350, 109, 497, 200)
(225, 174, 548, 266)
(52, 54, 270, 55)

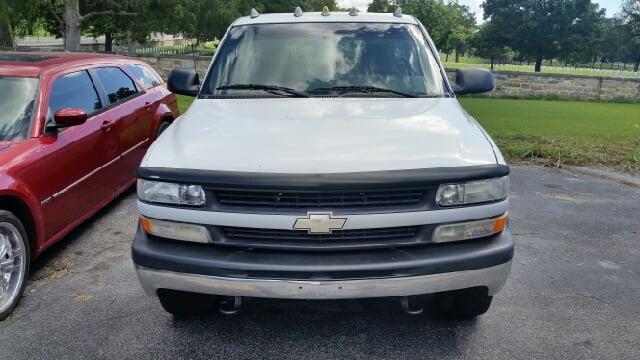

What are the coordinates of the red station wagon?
(0, 52, 180, 320)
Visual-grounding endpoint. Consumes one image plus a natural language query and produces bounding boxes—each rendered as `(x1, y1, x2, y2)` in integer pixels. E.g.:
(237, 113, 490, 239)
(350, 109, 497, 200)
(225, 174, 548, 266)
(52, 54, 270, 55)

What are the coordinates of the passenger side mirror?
(51, 108, 88, 128)
(168, 69, 200, 97)
(451, 68, 494, 96)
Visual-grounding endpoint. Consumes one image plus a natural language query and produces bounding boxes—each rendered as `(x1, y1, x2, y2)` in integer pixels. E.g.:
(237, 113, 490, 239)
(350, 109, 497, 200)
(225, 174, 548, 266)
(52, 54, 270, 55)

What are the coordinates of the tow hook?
(400, 296, 423, 315)
(218, 296, 242, 315)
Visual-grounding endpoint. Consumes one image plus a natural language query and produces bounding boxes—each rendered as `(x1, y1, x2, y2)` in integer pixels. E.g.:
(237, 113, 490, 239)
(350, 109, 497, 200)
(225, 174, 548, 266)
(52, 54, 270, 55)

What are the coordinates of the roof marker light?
(250, 8, 260, 18)
(294, 6, 303, 17)
(321, 6, 330, 16)
(349, 7, 358, 16)
(394, 7, 403, 17)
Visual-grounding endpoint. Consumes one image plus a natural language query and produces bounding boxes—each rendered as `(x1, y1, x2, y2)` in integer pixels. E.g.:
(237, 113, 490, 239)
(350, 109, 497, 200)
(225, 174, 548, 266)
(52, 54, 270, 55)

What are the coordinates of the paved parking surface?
(1, 165, 639, 359)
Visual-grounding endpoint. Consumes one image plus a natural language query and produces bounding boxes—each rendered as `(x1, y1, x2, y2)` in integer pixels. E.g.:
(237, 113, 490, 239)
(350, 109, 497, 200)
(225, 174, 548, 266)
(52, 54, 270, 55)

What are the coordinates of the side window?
(49, 71, 102, 115)
(124, 64, 163, 89)
(94, 67, 139, 104)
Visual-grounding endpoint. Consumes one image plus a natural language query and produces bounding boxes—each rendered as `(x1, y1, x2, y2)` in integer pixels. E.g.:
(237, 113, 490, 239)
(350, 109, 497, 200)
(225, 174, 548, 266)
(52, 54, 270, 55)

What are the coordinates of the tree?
(0, 0, 46, 47)
(482, 0, 605, 72)
(623, 0, 640, 71)
(368, 0, 392, 12)
(446, 2, 477, 62)
(392, 0, 477, 61)
(470, 21, 514, 69)
(0, 1, 15, 48)
(42, 0, 137, 51)
(599, 18, 628, 65)
(261, 0, 337, 12)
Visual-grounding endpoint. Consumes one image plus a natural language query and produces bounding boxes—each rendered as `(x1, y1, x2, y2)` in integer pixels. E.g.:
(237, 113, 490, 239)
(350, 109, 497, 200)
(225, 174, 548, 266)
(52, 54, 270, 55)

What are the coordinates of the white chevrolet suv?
(132, 8, 513, 319)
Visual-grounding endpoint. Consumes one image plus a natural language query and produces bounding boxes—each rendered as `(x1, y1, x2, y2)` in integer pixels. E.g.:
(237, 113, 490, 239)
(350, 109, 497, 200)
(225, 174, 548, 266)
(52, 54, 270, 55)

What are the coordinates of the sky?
(336, 0, 626, 22)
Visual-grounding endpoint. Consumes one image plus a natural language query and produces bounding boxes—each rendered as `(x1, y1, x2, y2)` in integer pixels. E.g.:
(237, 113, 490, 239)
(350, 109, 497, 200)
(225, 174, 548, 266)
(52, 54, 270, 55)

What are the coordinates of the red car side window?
(124, 64, 163, 90)
(93, 67, 139, 105)
(49, 71, 102, 115)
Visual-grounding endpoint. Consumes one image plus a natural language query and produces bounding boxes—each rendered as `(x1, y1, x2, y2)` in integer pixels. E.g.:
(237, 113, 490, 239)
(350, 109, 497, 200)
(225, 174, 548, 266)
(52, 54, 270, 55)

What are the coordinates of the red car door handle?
(145, 101, 152, 111)
(101, 120, 114, 131)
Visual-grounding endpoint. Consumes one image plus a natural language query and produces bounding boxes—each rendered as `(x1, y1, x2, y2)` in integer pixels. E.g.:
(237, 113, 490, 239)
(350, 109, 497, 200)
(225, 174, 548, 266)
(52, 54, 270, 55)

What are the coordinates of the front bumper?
(132, 224, 513, 299)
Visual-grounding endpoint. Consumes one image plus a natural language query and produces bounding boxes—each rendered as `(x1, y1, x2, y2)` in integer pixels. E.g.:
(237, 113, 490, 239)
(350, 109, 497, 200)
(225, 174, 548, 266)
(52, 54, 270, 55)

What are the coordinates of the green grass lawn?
(459, 98, 640, 172)
(176, 95, 640, 172)
(177, 94, 194, 114)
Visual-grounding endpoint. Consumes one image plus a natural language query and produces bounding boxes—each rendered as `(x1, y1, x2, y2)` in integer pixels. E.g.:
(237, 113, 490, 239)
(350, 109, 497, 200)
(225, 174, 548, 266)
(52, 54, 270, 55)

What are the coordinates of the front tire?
(435, 287, 493, 319)
(155, 120, 172, 138)
(0, 210, 30, 321)
(157, 289, 215, 317)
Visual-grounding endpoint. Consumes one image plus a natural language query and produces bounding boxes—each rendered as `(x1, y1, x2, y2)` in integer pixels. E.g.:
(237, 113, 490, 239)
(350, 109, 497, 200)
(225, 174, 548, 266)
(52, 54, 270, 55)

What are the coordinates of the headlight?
(137, 179, 206, 206)
(432, 213, 508, 243)
(436, 176, 508, 206)
(140, 216, 211, 243)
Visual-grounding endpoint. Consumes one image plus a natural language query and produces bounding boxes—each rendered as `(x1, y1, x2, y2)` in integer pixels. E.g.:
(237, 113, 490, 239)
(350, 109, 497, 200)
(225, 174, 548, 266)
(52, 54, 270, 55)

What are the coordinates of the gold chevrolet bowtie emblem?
(293, 213, 347, 234)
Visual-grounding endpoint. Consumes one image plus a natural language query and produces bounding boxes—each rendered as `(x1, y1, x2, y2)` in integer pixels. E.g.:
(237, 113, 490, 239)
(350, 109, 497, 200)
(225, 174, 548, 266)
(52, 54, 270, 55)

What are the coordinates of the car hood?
(141, 98, 499, 173)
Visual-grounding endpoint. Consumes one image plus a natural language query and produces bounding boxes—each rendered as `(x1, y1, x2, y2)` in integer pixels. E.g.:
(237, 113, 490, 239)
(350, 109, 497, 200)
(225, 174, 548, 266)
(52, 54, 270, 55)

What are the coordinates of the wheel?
(435, 287, 493, 319)
(155, 120, 172, 138)
(157, 289, 215, 317)
(0, 210, 30, 321)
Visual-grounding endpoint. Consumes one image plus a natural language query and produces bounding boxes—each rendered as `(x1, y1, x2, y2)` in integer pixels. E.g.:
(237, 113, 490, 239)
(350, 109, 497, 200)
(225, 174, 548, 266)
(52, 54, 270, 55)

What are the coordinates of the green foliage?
(367, 0, 392, 12)
(393, 0, 477, 57)
(469, 21, 514, 68)
(481, 0, 606, 72)
(2, 0, 338, 49)
(2, 0, 638, 73)
(623, 0, 640, 70)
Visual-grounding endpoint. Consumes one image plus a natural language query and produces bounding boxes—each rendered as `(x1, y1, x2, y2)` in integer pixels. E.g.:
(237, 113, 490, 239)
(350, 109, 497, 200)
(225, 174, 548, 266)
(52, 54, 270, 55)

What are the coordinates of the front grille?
(214, 188, 428, 210)
(218, 226, 425, 250)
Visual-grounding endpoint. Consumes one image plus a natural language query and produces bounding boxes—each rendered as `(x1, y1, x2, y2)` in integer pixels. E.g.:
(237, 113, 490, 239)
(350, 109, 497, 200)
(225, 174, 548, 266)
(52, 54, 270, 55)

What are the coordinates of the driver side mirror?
(168, 69, 200, 97)
(451, 68, 494, 96)
(49, 108, 88, 129)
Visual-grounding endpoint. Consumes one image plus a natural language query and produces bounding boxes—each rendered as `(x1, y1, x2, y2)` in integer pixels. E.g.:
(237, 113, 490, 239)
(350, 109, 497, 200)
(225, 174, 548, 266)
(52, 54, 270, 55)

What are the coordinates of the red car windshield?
(0, 76, 38, 141)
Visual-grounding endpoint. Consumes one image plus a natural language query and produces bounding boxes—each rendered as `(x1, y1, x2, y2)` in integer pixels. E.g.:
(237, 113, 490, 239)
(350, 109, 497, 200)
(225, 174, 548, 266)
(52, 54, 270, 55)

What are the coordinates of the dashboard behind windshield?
(0, 76, 38, 141)
(202, 22, 446, 97)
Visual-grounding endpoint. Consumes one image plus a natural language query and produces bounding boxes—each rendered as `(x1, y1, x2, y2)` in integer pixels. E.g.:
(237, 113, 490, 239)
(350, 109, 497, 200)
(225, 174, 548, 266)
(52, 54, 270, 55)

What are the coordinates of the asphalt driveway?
(1, 165, 638, 359)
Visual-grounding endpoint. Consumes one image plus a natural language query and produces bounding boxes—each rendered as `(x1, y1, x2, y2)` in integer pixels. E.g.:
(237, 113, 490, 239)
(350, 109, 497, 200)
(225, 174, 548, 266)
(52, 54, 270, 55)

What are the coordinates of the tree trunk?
(455, 51, 460, 63)
(0, 24, 15, 49)
(63, 0, 82, 51)
(534, 51, 543, 72)
(490, 57, 494, 70)
(445, 53, 449, 62)
(104, 33, 113, 52)
(127, 29, 135, 55)
(634, 57, 639, 72)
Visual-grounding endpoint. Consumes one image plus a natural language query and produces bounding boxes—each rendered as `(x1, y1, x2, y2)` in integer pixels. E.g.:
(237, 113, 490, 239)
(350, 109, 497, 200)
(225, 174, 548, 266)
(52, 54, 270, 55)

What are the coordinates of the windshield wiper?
(309, 85, 420, 98)
(216, 84, 309, 97)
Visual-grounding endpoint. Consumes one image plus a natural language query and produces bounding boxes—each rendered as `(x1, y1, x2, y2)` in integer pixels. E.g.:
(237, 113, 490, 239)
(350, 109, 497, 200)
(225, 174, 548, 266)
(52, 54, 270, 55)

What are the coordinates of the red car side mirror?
(53, 108, 88, 127)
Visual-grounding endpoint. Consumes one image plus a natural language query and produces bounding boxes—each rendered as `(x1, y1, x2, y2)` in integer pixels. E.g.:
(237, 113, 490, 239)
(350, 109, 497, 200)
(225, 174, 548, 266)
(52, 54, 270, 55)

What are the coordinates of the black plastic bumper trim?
(131, 224, 514, 281)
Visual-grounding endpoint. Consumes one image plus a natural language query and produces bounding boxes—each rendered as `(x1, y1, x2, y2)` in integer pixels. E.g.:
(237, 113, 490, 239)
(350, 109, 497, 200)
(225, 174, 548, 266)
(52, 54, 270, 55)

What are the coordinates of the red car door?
(92, 67, 151, 185)
(38, 69, 121, 239)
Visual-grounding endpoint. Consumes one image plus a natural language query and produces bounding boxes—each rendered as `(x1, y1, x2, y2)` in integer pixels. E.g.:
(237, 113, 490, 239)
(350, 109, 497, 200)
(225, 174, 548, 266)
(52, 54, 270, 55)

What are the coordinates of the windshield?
(0, 76, 38, 141)
(202, 22, 446, 97)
